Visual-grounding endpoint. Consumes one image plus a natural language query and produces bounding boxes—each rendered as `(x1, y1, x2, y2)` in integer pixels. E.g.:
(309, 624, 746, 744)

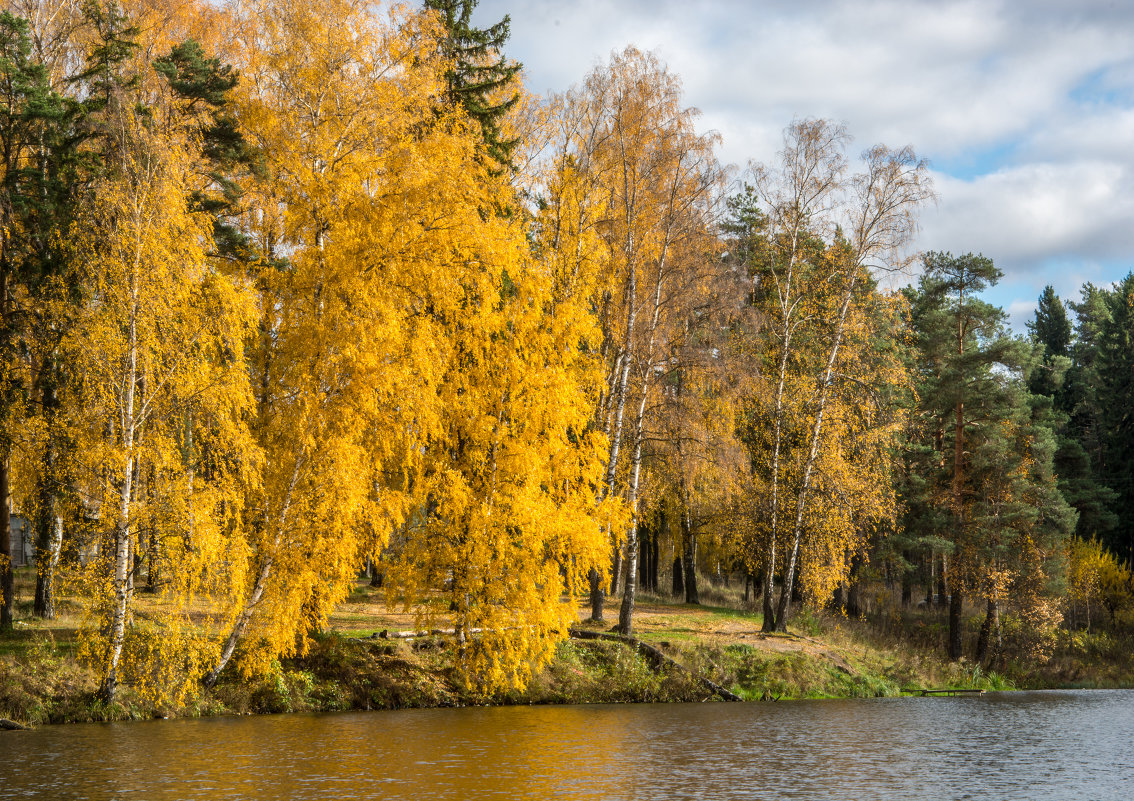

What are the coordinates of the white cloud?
(923, 163, 1134, 264)
(474, 0, 1134, 329)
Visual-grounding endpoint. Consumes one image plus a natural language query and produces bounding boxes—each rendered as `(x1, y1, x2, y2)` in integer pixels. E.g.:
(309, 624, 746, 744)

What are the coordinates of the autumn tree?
(66, 31, 258, 702)
(202, 0, 446, 684)
(536, 47, 725, 633)
(737, 120, 932, 632)
(196, 0, 609, 693)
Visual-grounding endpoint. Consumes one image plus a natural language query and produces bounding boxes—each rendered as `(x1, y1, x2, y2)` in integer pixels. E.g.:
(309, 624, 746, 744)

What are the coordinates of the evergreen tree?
(154, 39, 259, 260)
(424, 0, 521, 169)
(1026, 285, 1072, 400)
(907, 253, 1073, 660)
(71, 0, 139, 115)
(1095, 273, 1134, 566)
(1026, 285, 1118, 544)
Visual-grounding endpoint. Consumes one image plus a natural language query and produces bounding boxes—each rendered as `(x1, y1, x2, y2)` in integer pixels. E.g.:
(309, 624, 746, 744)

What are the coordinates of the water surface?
(2, 690, 1131, 800)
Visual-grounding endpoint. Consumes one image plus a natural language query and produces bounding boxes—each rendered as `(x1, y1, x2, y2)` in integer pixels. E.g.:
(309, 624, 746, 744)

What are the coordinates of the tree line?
(0, 0, 1129, 704)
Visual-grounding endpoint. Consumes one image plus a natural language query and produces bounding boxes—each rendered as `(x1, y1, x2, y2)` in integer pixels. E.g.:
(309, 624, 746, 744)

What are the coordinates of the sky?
(475, 0, 1134, 331)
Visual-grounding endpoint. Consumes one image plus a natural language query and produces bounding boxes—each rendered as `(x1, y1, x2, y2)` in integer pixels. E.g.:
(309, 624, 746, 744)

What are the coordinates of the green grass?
(4, 574, 1134, 727)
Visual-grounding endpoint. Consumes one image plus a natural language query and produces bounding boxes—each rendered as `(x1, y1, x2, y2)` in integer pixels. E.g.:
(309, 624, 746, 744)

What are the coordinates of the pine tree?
(1026, 285, 1117, 544)
(1095, 273, 1134, 566)
(1027, 285, 1071, 400)
(154, 39, 259, 260)
(909, 252, 1018, 659)
(424, 0, 521, 169)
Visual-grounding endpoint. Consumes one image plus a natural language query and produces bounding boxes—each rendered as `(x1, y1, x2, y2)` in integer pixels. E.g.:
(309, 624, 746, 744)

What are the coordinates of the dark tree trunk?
(846, 552, 863, 618)
(831, 583, 844, 611)
(682, 532, 699, 605)
(610, 543, 622, 597)
(0, 457, 12, 632)
(638, 524, 648, 592)
(638, 515, 656, 594)
(948, 581, 963, 660)
(900, 551, 913, 608)
(144, 524, 159, 593)
(671, 556, 683, 598)
(648, 524, 659, 592)
(925, 552, 934, 606)
(937, 554, 948, 609)
(589, 567, 605, 621)
(34, 373, 64, 616)
(847, 579, 862, 618)
(976, 596, 995, 664)
(744, 572, 753, 603)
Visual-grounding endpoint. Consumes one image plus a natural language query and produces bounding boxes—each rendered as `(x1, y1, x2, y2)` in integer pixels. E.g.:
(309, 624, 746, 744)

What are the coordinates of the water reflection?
(1, 690, 1131, 800)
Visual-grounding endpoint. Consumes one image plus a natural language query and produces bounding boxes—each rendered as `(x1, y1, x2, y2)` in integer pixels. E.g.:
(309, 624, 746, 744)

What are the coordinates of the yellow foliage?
(1067, 537, 1134, 627)
(202, 0, 609, 691)
(65, 75, 258, 701)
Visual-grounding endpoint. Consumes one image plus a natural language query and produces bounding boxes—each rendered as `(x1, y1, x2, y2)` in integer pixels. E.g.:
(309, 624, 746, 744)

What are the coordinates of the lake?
(2, 690, 1131, 799)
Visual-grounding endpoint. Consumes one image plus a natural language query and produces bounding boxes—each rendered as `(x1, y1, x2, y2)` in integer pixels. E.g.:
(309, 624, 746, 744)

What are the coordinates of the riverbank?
(2, 576, 1132, 727)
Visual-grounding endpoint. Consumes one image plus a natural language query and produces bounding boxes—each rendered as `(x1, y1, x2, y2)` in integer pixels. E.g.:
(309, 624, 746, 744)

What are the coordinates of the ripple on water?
(1, 690, 1132, 801)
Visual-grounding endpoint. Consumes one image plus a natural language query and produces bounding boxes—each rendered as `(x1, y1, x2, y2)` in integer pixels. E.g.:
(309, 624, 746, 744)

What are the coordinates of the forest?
(0, 0, 1132, 711)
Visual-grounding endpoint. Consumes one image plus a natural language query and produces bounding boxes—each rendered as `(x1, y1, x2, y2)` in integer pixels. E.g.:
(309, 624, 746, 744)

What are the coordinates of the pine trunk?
(900, 551, 913, 608)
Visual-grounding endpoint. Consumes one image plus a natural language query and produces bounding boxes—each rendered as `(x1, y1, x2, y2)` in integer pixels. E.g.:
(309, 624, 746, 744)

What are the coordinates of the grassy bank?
(2, 571, 1132, 727)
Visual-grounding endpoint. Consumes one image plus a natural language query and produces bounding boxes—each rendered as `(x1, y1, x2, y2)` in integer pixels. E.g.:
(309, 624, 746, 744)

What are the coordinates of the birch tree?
(740, 119, 932, 632)
(539, 47, 724, 631)
(70, 73, 256, 704)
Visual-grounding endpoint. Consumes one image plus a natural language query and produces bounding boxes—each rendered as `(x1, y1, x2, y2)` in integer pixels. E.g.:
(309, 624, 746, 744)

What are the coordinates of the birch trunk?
(33, 497, 63, 619)
(775, 271, 859, 630)
(616, 386, 650, 634)
(681, 499, 699, 605)
(100, 298, 138, 704)
(202, 455, 304, 688)
(590, 249, 637, 621)
(616, 228, 670, 634)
